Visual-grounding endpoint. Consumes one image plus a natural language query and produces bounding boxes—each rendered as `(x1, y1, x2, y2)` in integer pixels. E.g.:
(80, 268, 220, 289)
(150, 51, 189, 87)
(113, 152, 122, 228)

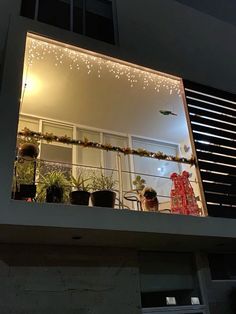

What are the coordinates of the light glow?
(22, 73, 41, 96)
(25, 34, 182, 96)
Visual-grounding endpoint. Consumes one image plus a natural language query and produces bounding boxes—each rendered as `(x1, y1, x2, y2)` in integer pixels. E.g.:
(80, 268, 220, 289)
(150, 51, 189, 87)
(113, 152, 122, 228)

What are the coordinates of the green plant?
(15, 160, 35, 185)
(132, 175, 146, 191)
(71, 170, 90, 192)
(91, 170, 117, 191)
(37, 170, 70, 202)
(40, 170, 69, 188)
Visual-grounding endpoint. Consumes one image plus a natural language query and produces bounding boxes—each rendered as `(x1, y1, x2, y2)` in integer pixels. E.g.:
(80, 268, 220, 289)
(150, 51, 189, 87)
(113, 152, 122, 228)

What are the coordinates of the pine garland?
(18, 128, 195, 165)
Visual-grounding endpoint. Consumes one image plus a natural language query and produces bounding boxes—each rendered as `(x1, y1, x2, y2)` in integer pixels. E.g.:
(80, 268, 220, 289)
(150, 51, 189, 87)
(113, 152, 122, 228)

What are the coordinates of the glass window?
(85, 0, 115, 44)
(76, 129, 101, 167)
(40, 122, 73, 177)
(18, 116, 39, 133)
(132, 138, 180, 210)
(20, 0, 36, 19)
(103, 134, 131, 192)
(42, 122, 73, 145)
(103, 133, 131, 208)
(38, 0, 71, 30)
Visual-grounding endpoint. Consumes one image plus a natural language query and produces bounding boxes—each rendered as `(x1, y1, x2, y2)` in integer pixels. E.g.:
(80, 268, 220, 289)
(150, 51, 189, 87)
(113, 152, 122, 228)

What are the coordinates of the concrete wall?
(0, 244, 141, 314)
(0, 0, 236, 93)
(199, 254, 236, 314)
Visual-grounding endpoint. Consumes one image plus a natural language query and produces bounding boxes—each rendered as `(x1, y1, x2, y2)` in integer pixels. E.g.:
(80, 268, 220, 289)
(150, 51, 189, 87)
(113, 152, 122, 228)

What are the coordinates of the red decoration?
(170, 171, 200, 216)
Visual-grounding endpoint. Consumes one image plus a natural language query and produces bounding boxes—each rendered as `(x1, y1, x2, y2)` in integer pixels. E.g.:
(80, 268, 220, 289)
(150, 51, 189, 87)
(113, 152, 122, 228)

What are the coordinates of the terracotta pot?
(70, 191, 90, 205)
(91, 190, 116, 208)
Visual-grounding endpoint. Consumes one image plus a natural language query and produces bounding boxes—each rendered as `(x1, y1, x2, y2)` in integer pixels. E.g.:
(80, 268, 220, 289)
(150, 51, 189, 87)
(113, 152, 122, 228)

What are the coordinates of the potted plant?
(13, 134, 39, 200)
(13, 160, 37, 200)
(38, 170, 69, 203)
(90, 171, 117, 208)
(70, 170, 91, 205)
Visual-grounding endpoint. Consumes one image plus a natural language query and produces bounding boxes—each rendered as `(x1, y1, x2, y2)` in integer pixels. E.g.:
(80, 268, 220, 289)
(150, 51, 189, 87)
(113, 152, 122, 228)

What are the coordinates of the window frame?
(21, 0, 119, 45)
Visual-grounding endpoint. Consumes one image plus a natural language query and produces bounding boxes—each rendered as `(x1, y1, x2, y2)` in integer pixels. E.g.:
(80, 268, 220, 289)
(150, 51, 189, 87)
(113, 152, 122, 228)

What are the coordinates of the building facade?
(0, 1, 235, 313)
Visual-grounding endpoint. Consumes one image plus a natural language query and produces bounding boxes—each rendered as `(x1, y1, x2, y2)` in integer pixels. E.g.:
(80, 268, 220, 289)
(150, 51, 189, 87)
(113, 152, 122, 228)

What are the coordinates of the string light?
(26, 37, 181, 95)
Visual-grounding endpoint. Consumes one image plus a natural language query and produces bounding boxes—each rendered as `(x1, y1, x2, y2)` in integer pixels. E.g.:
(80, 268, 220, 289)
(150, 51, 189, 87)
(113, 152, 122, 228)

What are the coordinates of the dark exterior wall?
(1, 0, 236, 92)
(199, 254, 236, 314)
(116, 0, 236, 94)
(0, 244, 141, 314)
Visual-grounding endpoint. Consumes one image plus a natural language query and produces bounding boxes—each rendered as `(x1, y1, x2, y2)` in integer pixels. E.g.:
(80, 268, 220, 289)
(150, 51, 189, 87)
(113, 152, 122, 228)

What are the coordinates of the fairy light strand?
(27, 38, 181, 95)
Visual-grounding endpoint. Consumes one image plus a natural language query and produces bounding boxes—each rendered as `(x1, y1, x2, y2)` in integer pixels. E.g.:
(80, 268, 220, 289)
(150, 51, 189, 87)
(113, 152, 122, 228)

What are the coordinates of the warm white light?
(22, 74, 41, 95)
(26, 36, 182, 96)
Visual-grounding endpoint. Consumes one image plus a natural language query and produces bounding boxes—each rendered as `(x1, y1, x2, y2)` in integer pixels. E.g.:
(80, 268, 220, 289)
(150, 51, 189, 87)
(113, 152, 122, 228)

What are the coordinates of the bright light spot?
(22, 74, 41, 95)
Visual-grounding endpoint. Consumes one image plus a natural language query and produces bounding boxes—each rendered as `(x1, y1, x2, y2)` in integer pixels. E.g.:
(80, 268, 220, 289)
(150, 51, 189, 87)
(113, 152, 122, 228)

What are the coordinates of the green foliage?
(37, 170, 70, 203)
(132, 175, 146, 191)
(91, 170, 117, 191)
(15, 161, 35, 185)
(71, 169, 90, 192)
(40, 170, 69, 188)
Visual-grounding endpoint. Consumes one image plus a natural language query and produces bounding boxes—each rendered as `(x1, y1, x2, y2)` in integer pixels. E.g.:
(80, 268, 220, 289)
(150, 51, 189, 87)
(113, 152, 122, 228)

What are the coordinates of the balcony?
(9, 32, 206, 218)
(13, 134, 203, 217)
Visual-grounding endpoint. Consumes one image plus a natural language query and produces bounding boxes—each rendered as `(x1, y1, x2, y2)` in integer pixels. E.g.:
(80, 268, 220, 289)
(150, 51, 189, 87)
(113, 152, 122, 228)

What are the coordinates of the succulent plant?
(71, 169, 90, 192)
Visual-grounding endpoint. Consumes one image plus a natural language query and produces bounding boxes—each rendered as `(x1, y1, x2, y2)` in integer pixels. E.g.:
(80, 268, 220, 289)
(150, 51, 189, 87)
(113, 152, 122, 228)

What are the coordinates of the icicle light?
(26, 37, 181, 95)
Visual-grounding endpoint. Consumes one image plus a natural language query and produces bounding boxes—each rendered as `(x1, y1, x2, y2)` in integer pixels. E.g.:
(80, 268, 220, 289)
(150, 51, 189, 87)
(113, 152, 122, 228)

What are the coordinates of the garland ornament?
(18, 128, 195, 165)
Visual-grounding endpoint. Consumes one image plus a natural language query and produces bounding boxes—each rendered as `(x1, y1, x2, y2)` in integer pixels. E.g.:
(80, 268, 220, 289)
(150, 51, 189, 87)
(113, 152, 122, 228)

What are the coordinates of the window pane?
(42, 122, 73, 148)
(85, 0, 115, 44)
(40, 144, 72, 179)
(103, 134, 131, 209)
(40, 122, 73, 177)
(42, 122, 73, 137)
(38, 0, 71, 30)
(73, 0, 83, 34)
(20, 0, 36, 19)
(18, 117, 39, 133)
(40, 144, 72, 164)
(77, 129, 101, 167)
(103, 134, 131, 192)
(132, 138, 180, 210)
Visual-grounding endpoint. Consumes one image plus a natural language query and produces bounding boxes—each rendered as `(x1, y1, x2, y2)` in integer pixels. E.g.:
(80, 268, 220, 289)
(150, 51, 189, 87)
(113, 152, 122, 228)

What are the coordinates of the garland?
(18, 128, 195, 165)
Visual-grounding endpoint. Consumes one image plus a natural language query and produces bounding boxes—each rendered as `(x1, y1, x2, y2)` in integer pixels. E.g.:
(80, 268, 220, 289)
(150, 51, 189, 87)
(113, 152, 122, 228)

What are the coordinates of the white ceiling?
(21, 36, 190, 144)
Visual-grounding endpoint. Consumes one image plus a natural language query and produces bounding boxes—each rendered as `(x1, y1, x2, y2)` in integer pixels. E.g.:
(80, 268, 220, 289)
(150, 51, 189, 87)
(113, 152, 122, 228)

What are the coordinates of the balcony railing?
(12, 154, 204, 216)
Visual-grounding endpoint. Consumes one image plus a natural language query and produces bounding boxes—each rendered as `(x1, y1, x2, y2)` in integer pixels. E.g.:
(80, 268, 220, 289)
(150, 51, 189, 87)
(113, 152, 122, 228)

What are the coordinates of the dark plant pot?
(91, 190, 116, 208)
(70, 190, 90, 205)
(19, 143, 39, 160)
(46, 185, 63, 203)
(12, 184, 36, 200)
(19, 184, 36, 198)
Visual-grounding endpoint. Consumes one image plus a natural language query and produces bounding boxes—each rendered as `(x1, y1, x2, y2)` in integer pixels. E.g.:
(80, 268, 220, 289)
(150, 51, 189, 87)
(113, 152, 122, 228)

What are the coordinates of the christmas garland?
(18, 128, 195, 165)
